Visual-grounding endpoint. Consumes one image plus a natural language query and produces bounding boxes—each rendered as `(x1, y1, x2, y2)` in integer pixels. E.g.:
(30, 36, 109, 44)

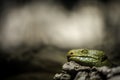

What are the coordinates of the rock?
(62, 61, 90, 72)
(54, 73, 71, 80)
(54, 61, 120, 80)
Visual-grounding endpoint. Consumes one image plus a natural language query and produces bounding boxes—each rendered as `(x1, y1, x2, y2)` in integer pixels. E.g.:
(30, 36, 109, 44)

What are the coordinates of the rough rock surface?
(54, 61, 120, 80)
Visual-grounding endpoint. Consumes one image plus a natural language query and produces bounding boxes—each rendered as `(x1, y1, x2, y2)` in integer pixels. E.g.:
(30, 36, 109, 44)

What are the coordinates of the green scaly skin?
(67, 49, 112, 67)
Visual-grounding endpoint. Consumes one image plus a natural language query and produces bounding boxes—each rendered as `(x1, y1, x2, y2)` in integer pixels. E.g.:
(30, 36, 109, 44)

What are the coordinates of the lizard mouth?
(67, 56, 100, 67)
(67, 56, 98, 62)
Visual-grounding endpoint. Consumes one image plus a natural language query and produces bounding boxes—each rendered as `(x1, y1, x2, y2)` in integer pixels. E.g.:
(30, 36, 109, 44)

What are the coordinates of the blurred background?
(0, 0, 120, 80)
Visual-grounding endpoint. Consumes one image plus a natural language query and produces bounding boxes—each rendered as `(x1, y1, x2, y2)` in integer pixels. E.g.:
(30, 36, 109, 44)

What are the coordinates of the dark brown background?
(0, 0, 120, 80)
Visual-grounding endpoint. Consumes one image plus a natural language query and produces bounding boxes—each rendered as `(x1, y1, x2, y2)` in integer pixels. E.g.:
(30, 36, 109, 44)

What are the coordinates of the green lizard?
(67, 49, 112, 67)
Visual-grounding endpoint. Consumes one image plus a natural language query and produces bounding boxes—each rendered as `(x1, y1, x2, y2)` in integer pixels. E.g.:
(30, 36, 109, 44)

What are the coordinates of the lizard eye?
(81, 49, 88, 54)
(101, 56, 107, 62)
